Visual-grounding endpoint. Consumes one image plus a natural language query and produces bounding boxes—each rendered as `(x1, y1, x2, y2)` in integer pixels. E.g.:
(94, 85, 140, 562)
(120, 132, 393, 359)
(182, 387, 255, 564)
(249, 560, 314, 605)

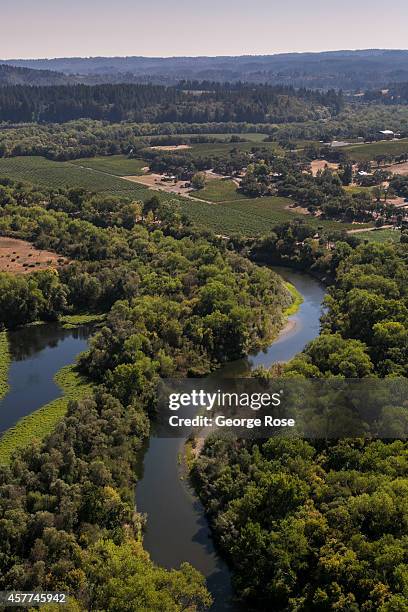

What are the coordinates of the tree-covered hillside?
(0, 82, 342, 123)
(5, 50, 408, 89)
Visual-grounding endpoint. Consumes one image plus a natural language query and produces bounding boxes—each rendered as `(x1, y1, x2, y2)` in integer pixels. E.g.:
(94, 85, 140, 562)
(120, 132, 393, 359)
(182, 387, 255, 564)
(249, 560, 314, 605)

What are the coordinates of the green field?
(355, 228, 402, 243)
(183, 196, 365, 236)
(197, 179, 247, 202)
(155, 132, 270, 143)
(0, 156, 151, 200)
(343, 138, 408, 161)
(189, 140, 282, 159)
(344, 185, 374, 195)
(70, 155, 146, 176)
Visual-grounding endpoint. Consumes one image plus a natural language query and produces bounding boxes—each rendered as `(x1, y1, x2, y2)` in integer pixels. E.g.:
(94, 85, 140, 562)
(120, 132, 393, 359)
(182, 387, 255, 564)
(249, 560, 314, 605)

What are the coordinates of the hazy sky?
(1, 0, 408, 59)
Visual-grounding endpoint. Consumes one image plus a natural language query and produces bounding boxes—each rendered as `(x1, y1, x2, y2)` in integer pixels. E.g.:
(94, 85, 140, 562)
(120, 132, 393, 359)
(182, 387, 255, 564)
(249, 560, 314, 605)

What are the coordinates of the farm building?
(379, 130, 395, 139)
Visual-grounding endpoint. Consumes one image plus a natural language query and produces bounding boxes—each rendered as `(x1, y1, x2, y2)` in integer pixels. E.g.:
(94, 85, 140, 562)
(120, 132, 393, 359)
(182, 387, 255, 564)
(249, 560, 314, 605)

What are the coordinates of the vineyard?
(0, 156, 150, 199)
(70, 155, 146, 176)
(0, 156, 370, 236)
(344, 137, 408, 161)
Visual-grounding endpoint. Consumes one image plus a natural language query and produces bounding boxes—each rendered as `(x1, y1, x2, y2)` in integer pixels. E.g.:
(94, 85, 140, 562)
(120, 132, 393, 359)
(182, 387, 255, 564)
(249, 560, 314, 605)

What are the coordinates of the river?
(0, 323, 90, 435)
(135, 268, 325, 611)
(0, 269, 324, 610)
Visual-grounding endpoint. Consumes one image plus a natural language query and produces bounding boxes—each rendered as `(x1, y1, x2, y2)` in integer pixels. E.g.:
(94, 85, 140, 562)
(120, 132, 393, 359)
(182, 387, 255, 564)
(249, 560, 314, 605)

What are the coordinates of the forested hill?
(0, 64, 73, 86)
(0, 82, 343, 124)
(4, 50, 408, 89)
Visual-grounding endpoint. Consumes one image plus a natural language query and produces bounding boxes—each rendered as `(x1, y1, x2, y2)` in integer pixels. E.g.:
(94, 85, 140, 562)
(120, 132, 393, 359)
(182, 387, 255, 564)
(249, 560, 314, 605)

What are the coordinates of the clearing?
(383, 161, 408, 176)
(149, 144, 191, 151)
(310, 160, 339, 176)
(123, 173, 192, 196)
(354, 228, 402, 243)
(0, 237, 67, 274)
(194, 178, 246, 202)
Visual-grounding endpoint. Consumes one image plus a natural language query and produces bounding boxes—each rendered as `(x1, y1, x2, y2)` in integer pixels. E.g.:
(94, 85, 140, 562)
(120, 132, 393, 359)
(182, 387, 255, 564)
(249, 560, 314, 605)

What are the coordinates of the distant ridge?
(2, 50, 408, 89)
(0, 63, 74, 86)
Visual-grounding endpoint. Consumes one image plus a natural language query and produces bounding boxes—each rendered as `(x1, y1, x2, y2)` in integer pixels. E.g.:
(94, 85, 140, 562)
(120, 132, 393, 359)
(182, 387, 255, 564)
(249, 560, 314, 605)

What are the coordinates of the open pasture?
(188, 140, 282, 159)
(197, 178, 246, 202)
(353, 228, 402, 243)
(0, 237, 67, 274)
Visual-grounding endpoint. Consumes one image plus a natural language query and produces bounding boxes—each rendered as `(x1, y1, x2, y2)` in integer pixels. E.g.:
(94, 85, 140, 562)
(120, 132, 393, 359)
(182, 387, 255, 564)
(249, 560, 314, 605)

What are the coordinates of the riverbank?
(0, 331, 10, 401)
(283, 281, 304, 317)
(135, 268, 325, 611)
(0, 364, 92, 464)
(60, 312, 106, 329)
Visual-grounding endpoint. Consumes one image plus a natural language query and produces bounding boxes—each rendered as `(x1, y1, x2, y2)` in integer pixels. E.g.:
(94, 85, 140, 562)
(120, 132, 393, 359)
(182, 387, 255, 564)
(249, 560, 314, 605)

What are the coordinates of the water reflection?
(136, 268, 325, 611)
(0, 324, 91, 434)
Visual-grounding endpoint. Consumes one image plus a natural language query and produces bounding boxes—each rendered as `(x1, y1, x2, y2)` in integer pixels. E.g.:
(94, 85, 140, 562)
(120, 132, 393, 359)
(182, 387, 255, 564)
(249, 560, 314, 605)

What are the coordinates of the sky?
(1, 0, 408, 59)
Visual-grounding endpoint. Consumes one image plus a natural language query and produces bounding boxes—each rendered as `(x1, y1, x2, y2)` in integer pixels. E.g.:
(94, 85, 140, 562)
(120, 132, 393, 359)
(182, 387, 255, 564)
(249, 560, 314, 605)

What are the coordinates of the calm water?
(0, 323, 90, 434)
(0, 270, 325, 610)
(136, 268, 325, 611)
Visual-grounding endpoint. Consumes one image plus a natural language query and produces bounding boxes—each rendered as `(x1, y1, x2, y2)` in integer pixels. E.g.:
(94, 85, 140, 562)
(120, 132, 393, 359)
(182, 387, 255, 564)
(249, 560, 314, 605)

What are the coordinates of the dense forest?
(0, 64, 73, 87)
(194, 237, 408, 610)
(0, 177, 293, 608)
(0, 82, 343, 124)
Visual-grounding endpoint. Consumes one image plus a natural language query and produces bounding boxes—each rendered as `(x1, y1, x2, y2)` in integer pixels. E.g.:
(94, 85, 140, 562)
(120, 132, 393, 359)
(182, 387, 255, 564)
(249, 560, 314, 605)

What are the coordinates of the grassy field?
(0, 364, 93, 464)
(70, 155, 146, 176)
(283, 282, 304, 317)
(0, 332, 10, 401)
(157, 132, 270, 143)
(355, 228, 402, 243)
(189, 140, 282, 159)
(197, 179, 247, 202)
(343, 138, 408, 162)
(344, 185, 374, 195)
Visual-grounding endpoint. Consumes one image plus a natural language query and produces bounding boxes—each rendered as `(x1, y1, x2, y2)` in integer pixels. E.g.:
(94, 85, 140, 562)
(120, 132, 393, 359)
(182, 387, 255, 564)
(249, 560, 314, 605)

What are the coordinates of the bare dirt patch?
(122, 169, 223, 198)
(149, 144, 191, 151)
(384, 161, 408, 176)
(285, 204, 311, 216)
(0, 237, 68, 274)
(310, 160, 339, 176)
(122, 173, 193, 196)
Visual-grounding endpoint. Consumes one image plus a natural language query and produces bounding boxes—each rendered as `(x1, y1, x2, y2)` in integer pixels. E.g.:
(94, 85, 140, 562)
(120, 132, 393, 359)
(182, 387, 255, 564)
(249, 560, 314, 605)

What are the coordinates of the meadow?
(188, 140, 282, 159)
(197, 178, 247, 202)
(355, 228, 402, 243)
(158, 132, 270, 143)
